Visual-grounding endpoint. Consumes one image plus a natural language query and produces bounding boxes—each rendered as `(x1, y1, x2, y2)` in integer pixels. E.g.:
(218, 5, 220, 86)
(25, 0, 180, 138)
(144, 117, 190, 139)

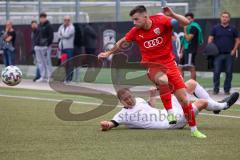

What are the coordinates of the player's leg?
(167, 62, 206, 138)
(193, 99, 223, 113)
(174, 88, 206, 138)
(185, 79, 233, 112)
(147, 67, 177, 124)
(185, 79, 217, 101)
(193, 91, 239, 113)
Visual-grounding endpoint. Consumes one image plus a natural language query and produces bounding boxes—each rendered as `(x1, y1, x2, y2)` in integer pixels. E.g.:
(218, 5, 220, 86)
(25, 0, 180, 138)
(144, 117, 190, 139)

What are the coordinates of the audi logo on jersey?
(143, 37, 163, 48)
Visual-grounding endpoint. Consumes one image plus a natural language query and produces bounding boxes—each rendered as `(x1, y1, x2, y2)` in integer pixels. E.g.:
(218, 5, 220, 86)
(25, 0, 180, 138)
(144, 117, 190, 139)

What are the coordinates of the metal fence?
(0, 0, 239, 25)
(0, 0, 189, 24)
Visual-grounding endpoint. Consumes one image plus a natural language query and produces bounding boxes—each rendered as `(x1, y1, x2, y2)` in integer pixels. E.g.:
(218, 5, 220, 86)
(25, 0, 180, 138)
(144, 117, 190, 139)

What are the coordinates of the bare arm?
(163, 7, 189, 27)
(208, 36, 214, 44)
(5, 36, 13, 42)
(100, 120, 117, 131)
(148, 87, 158, 108)
(98, 37, 131, 59)
(231, 37, 239, 56)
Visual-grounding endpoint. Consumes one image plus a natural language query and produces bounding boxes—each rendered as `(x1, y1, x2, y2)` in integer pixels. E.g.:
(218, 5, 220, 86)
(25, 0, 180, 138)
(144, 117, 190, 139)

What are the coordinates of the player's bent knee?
(185, 79, 197, 94)
(186, 79, 197, 87)
(155, 73, 168, 85)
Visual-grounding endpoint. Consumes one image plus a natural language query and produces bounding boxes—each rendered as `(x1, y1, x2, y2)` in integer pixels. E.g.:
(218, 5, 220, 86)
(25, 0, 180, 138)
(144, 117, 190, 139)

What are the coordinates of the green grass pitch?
(0, 87, 240, 160)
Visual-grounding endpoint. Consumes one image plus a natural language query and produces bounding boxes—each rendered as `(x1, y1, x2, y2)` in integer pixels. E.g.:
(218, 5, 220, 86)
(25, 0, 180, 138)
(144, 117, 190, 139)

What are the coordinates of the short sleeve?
(171, 19, 178, 28)
(125, 27, 137, 42)
(161, 15, 172, 28)
(112, 110, 125, 124)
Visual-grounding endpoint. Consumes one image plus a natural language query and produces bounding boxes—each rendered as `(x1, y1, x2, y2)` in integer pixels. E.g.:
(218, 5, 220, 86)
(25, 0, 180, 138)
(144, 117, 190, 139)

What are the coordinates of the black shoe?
(213, 92, 239, 114)
(33, 77, 40, 82)
(224, 91, 230, 95)
(213, 90, 219, 95)
(223, 92, 239, 110)
(213, 110, 221, 114)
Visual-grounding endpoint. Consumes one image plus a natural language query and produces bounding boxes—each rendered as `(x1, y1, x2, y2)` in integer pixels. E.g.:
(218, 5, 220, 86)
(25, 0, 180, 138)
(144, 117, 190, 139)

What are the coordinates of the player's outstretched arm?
(148, 87, 158, 108)
(100, 120, 117, 131)
(98, 37, 130, 59)
(163, 7, 189, 26)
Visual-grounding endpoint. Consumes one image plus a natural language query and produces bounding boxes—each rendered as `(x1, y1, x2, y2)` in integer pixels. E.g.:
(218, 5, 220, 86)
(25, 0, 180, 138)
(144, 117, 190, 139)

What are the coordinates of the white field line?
(0, 94, 117, 107)
(199, 113, 240, 119)
(0, 94, 240, 119)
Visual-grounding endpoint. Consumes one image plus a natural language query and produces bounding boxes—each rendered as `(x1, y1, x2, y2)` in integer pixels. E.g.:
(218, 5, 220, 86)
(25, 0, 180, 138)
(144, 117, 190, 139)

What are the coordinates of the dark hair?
(221, 11, 231, 17)
(39, 12, 47, 18)
(185, 12, 194, 19)
(129, 5, 147, 16)
(117, 88, 131, 100)
(31, 20, 37, 24)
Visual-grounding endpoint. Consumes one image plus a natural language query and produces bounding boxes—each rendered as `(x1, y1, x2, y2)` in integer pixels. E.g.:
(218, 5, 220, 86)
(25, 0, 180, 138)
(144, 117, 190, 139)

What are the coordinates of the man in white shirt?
(58, 16, 75, 83)
(100, 79, 239, 135)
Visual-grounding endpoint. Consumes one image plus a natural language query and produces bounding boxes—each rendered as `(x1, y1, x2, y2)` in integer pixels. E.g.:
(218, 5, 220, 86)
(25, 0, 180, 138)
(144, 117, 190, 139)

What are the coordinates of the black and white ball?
(1, 65, 22, 86)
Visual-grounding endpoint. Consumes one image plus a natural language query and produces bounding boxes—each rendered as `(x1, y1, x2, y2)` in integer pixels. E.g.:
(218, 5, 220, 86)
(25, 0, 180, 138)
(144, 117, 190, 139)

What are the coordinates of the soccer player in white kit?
(100, 79, 239, 134)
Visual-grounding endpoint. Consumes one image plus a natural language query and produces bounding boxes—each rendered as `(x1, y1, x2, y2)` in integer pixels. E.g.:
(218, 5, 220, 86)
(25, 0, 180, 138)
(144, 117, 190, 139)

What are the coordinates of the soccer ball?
(1, 65, 22, 86)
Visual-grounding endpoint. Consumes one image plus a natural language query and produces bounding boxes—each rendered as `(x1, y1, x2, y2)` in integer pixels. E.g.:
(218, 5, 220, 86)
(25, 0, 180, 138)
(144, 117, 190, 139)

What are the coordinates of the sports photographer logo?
(50, 54, 174, 121)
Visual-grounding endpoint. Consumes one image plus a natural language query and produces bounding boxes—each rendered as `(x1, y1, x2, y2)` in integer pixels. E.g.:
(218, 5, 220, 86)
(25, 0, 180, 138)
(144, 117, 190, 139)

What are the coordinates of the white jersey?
(112, 97, 192, 129)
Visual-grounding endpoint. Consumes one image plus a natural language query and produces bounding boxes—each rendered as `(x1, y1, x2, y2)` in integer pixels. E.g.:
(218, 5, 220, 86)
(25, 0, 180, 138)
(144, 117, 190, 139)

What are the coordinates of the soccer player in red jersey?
(98, 5, 206, 138)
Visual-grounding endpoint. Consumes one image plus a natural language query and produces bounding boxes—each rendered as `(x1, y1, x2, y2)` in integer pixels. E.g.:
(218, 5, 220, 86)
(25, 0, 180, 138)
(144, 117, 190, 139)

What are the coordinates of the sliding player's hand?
(98, 51, 110, 60)
(100, 121, 110, 131)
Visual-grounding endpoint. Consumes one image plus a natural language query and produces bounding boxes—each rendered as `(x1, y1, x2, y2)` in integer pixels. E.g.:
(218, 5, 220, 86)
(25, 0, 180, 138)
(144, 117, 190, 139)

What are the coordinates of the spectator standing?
(208, 11, 239, 95)
(30, 20, 41, 82)
(83, 23, 97, 65)
(34, 13, 54, 82)
(58, 16, 75, 83)
(2, 20, 16, 66)
(179, 12, 203, 80)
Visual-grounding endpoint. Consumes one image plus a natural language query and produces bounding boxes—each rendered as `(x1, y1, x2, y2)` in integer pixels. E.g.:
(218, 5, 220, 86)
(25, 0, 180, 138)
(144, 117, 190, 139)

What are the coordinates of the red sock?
(159, 84, 172, 111)
(181, 103, 196, 127)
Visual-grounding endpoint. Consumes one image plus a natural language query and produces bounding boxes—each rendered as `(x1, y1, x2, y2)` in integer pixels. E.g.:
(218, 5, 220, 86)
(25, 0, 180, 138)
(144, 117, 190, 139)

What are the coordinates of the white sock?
(167, 109, 174, 115)
(191, 126, 197, 132)
(194, 83, 212, 99)
(206, 99, 227, 111)
(194, 82, 211, 100)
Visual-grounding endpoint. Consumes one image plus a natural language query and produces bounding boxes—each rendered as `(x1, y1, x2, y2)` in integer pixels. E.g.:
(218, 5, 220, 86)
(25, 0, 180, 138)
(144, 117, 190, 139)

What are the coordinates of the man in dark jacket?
(34, 12, 54, 82)
(31, 20, 41, 82)
(83, 24, 97, 65)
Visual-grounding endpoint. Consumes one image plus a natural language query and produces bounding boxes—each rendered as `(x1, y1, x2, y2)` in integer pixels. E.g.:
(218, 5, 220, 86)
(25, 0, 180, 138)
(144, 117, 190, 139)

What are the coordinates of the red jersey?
(125, 15, 174, 64)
